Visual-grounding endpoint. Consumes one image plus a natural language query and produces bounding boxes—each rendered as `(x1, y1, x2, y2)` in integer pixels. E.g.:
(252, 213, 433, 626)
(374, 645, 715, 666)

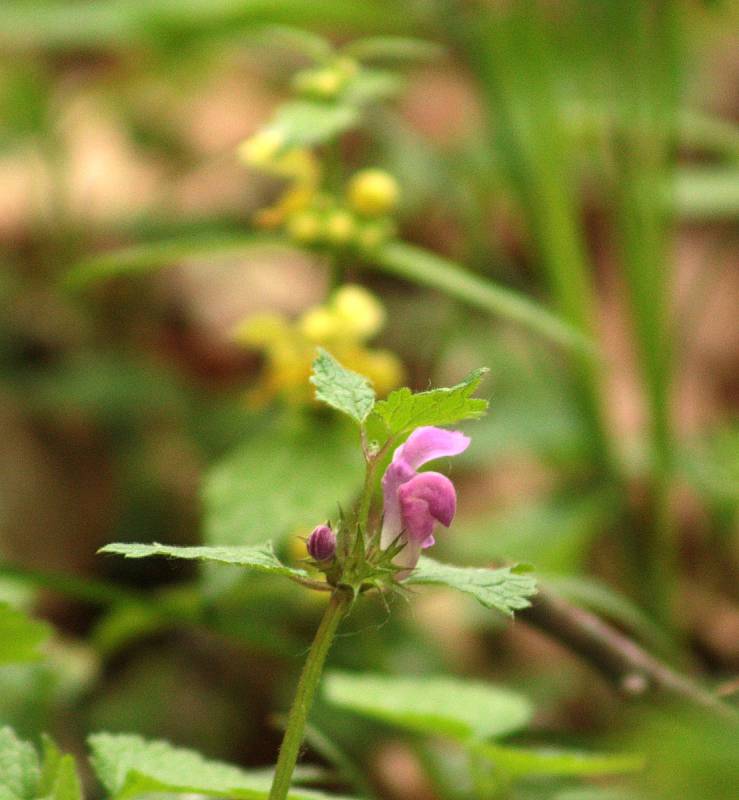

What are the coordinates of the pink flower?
(380, 426, 470, 575)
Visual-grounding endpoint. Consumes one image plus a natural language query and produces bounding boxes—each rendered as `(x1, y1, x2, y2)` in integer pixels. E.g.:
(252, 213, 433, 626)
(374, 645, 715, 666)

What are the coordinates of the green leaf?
(0, 602, 51, 664)
(477, 743, 643, 778)
(342, 36, 444, 63)
(341, 69, 404, 106)
(272, 101, 360, 148)
(405, 557, 536, 616)
(551, 790, 637, 800)
(672, 167, 739, 220)
(367, 368, 488, 441)
(98, 542, 308, 580)
(64, 234, 281, 290)
(324, 672, 532, 742)
(310, 349, 375, 424)
(0, 727, 40, 800)
(203, 416, 363, 548)
(47, 756, 83, 800)
(88, 733, 354, 800)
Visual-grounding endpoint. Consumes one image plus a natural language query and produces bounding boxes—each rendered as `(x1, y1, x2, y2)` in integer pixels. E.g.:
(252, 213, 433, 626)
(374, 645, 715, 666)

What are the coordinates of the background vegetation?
(1, 1, 737, 798)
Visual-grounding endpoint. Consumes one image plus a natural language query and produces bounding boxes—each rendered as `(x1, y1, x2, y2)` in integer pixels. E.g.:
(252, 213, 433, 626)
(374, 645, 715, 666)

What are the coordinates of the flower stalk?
(268, 588, 352, 800)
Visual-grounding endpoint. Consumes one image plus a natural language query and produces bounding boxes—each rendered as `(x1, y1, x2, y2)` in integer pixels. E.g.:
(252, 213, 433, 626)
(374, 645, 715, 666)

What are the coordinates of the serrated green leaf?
(405, 557, 536, 615)
(324, 672, 532, 742)
(478, 743, 643, 778)
(203, 417, 363, 549)
(0, 727, 40, 800)
(0, 603, 51, 664)
(88, 733, 354, 800)
(367, 368, 488, 442)
(272, 101, 360, 148)
(310, 349, 375, 424)
(98, 542, 308, 579)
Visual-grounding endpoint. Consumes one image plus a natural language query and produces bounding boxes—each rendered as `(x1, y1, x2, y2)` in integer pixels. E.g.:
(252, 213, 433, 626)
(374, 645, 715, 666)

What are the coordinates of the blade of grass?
(457, 2, 618, 481)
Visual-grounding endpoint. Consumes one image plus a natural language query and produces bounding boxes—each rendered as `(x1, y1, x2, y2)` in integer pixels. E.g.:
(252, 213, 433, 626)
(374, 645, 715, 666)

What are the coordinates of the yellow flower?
(347, 169, 400, 217)
(234, 286, 403, 407)
(238, 132, 321, 229)
(331, 285, 385, 340)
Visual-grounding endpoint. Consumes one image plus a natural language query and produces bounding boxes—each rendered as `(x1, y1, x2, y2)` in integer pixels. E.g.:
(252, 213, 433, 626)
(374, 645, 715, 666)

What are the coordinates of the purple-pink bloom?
(307, 524, 336, 561)
(380, 426, 470, 575)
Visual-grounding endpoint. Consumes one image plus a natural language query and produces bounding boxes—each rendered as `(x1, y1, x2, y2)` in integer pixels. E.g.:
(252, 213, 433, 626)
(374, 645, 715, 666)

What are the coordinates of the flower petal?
(392, 534, 424, 578)
(398, 471, 457, 544)
(380, 457, 415, 549)
(395, 426, 470, 471)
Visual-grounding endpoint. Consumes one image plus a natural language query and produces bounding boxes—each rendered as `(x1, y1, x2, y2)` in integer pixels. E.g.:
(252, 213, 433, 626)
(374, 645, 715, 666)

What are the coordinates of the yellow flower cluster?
(234, 285, 404, 408)
(238, 129, 400, 252)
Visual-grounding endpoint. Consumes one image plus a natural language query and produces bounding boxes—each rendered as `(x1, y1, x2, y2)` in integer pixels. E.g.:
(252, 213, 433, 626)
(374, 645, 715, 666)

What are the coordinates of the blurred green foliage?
(1, 0, 737, 798)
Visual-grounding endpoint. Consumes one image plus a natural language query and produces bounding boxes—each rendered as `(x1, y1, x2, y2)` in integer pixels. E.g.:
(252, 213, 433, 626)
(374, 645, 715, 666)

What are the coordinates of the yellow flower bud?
(332, 285, 385, 340)
(324, 209, 356, 246)
(237, 129, 285, 166)
(286, 210, 322, 244)
(299, 307, 342, 343)
(347, 169, 400, 217)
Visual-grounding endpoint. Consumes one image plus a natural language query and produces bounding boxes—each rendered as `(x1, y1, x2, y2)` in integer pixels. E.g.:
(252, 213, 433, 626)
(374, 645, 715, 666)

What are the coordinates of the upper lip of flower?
(380, 426, 470, 573)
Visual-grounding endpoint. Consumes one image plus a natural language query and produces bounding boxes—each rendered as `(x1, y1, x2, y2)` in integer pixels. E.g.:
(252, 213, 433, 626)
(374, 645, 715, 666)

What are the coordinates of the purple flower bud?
(307, 524, 336, 561)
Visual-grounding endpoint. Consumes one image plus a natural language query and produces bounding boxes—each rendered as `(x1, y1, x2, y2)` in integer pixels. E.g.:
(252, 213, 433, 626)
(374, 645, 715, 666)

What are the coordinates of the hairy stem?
(268, 590, 352, 800)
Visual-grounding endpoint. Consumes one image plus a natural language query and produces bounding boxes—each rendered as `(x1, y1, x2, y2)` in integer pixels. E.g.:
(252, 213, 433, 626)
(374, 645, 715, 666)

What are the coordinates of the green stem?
(268, 589, 351, 800)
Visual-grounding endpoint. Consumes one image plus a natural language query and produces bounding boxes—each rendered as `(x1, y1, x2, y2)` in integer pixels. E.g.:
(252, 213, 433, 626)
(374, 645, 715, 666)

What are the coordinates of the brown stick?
(521, 588, 736, 720)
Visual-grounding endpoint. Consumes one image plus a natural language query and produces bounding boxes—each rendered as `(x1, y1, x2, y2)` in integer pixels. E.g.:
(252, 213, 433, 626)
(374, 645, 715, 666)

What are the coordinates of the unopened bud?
(307, 524, 336, 561)
(347, 169, 400, 217)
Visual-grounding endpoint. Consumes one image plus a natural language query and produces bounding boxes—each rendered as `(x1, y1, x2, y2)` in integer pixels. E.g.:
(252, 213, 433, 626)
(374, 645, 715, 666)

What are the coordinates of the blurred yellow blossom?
(234, 285, 403, 408)
(347, 168, 400, 217)
(238, 131, 320, 229)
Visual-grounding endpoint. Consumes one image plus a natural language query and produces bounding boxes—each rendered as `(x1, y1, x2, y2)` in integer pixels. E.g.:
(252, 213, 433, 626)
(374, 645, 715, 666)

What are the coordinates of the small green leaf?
(478, 743, 643, 777)
(0, 602, 51, 664)
(88, 733, 355, 800)
(341, 69, 404, 106)
(98, 542, 308, 580)
(324, 672, 532, 742)
(0, 727, 40, 800)
(367, 368, 488, 442)
(405, 557, 537, 616)
(272, 101, 359, 148)
(310, 349, 375, 424)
